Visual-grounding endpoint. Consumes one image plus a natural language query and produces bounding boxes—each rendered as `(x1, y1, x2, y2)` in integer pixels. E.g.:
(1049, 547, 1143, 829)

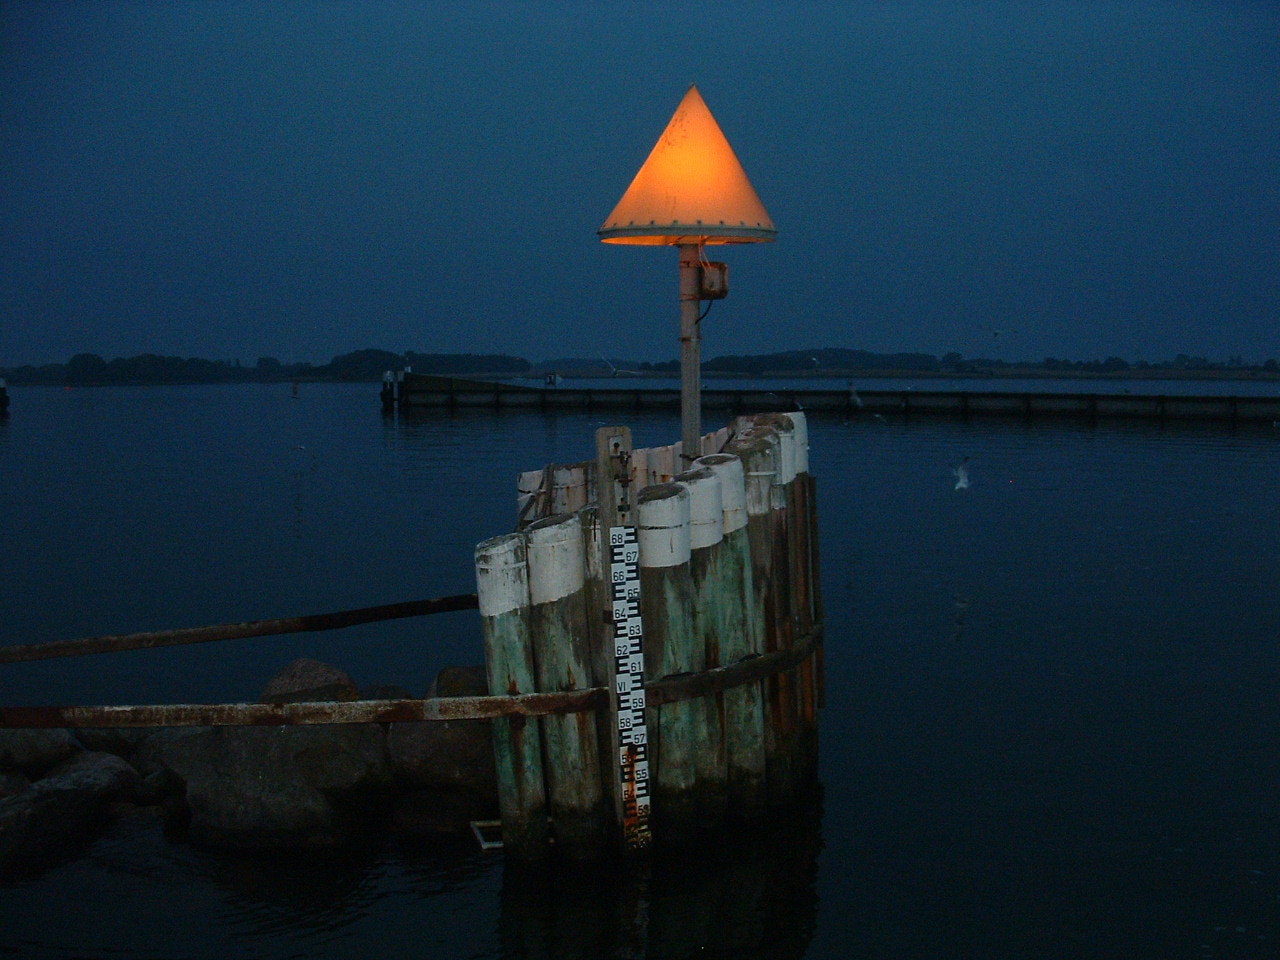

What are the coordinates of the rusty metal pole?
(679, 243, 702, 465)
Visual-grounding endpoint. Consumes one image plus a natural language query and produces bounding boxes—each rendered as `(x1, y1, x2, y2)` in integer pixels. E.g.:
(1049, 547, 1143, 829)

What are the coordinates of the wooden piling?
(747, 412, 822, 790)
(636, 482, 705, 834)
(576, 500, 633, 851)
(476, 533, 549, 859)
(785, 414, 822, 775)
(525, 513, 608, 857)
(673, 466, 729, 821)
(723, 426, 798, 804)
(695, 452, 767, 820)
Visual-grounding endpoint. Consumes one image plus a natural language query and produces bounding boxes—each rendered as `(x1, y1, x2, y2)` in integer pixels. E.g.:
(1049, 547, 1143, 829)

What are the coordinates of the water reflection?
(213, 844, 386, 939)
(498, 793, 822, 960)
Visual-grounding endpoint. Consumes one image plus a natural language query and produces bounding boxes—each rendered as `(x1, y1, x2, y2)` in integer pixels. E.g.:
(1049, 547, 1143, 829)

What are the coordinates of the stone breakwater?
(0, 658, 497, 876)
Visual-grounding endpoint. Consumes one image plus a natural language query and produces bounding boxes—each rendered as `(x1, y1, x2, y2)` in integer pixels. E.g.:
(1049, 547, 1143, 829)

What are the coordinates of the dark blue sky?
(3, 1, 1277, 367)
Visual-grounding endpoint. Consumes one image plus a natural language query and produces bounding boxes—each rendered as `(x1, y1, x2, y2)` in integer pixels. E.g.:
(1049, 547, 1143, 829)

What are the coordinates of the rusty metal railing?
(0, 593, 479, 665)
(0, 630, 818, 729)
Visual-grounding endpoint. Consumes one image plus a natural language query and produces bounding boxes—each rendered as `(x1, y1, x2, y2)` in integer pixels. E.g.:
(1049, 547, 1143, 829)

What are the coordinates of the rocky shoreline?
(0, 658, 498, 877)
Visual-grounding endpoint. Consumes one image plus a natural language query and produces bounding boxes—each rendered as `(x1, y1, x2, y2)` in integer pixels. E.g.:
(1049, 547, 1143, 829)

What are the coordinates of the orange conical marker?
(599, 84, 776, 245)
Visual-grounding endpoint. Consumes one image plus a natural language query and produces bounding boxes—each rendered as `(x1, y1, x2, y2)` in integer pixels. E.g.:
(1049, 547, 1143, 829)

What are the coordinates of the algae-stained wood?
(476, 532, 548, 859)
(675, 466, 729, 820)
(724, 426, 800, 804)
(637, 482, 706, 833)
(525, 512, 608, 858)
(696, 452, 767, 818)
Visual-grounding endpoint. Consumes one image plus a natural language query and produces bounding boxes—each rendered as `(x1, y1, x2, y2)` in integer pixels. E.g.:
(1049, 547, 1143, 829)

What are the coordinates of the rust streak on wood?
(0, 594, 480, 665)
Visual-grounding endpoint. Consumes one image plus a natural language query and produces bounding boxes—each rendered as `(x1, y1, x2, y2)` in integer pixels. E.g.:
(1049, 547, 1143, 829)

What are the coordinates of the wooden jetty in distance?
(385, 371, 1280, 424)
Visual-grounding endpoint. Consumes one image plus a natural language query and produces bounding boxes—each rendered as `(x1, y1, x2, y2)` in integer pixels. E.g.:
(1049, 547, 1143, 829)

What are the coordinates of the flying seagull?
(953, 457, 971, 491)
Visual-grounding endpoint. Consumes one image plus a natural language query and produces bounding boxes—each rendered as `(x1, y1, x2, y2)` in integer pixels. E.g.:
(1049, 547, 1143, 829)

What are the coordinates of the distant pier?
(385, 372, 1280, 424)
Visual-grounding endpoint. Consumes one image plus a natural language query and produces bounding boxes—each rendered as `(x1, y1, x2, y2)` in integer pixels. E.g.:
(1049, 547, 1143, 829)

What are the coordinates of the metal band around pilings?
(0, 627, 822, 730)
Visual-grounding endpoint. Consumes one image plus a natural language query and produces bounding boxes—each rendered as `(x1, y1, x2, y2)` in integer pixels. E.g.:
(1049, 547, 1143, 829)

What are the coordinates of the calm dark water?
(1, 383, 1278, 959)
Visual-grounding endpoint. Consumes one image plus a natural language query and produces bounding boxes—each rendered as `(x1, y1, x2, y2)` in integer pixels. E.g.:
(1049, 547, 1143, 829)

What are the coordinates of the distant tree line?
(2, 346, 1276, 387)
(0, 350, 531, 386)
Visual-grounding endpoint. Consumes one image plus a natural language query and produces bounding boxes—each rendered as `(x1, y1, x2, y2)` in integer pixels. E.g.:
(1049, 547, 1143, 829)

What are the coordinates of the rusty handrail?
(0, 628, 821, 729)
(0, 593, 480, 665)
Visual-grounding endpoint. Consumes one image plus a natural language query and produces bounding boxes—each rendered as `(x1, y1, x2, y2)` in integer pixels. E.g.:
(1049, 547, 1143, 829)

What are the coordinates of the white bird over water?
(953, 456, 971, 491)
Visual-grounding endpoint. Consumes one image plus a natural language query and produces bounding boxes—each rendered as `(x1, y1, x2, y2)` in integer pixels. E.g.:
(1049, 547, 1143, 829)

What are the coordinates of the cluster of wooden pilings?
(474, 412, 821, 861)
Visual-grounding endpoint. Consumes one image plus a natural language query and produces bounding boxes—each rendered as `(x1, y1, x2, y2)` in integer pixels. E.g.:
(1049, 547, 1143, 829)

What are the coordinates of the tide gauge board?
(596, 426, 652, 850)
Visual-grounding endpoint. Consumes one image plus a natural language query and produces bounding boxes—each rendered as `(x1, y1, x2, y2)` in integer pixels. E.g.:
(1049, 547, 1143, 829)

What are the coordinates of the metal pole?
(679, 243, 702, 463)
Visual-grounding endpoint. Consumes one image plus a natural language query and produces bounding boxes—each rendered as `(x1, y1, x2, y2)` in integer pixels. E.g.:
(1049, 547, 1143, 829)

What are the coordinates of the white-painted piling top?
(517, 468, 544, 494)
(789, 411, 810, 475)
(637, 483, 691, 568)
(526, 513, 585, 603)
(764, 422, 797, 485)
(696, 454, 748, 534)
(736, 414, 802, 484)
(736, 431, 777, 518)
(475, 533, 530, 617)
(675, 467, 724, 549)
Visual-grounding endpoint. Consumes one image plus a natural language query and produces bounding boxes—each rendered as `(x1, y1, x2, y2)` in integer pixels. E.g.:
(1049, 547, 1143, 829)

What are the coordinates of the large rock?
(153, 723, 395, 850)
(0, 772, 30, 799)
(387, 665, 498, 834)
(0, 751, 142, 873)
(0, 728, 81, 773)
(75, 727, 151, 758)
(260, 657, 360, 704)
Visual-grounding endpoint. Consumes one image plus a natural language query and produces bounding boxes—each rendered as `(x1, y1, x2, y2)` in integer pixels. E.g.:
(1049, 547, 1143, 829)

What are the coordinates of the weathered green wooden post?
(636, 482, 705, 833)
(674, 466, 729, 820)
(783, 413, 821, 776)
(743, 413, 820, 784)
(795, 414, 826, 712)
(723, 427, 798, 803)
(476, 533, 549, 858)
(577, 500, 622, 826)
(525, 512, 607, 857)
(695, 451, 767, 818)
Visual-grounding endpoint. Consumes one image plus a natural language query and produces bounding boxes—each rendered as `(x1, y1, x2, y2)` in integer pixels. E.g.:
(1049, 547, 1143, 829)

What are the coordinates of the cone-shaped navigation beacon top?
(599, 85, 776, 246)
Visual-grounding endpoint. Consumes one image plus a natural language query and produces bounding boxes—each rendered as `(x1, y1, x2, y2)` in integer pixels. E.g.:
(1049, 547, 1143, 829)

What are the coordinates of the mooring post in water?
(595, 425, 654, 852)
(486, 410, 819, 858)
(798, 415, 826, 713)
(695, 452, 767, 819)
(724, 426, 798, 804)
(476, 533, 549, 859)
(673, 466, 729, 821)
(575, 501, 611, 754)
(757, 417, 811, 799)
(525, 512, 607, 858)
(636, 482, 706, 834)
(783, 413, 822, 774)
(744, 412, 820, 777)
